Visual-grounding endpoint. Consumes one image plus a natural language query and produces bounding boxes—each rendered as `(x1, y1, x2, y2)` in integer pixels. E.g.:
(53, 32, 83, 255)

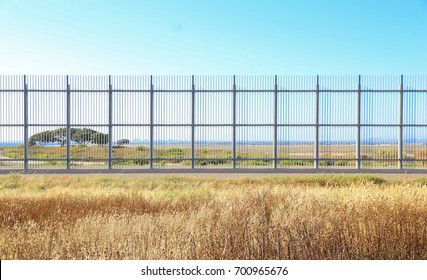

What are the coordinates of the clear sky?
(0, 0, 427, 75)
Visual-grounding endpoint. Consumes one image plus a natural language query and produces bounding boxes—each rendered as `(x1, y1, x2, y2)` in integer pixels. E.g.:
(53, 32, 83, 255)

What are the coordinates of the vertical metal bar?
(66, 75, 71, 169)
(232, 75, 236, 169)
(108, 75, 113, 169)
(150, 75, 154, 169)
(399, 74, 403, 169)
(356, 75, 361, 169)
(273, 75, 278, 169)
(23, 75, 28, 170)
(191, 75, 195, 169)
(314, 75, 319, 169)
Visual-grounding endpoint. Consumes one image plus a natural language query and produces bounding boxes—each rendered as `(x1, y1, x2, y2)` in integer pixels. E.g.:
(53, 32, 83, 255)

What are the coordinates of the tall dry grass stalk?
(0, 174, 427, 259)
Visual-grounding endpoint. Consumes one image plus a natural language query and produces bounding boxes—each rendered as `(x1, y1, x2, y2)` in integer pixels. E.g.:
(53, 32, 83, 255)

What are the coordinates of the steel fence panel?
(0, 75, 427, 172)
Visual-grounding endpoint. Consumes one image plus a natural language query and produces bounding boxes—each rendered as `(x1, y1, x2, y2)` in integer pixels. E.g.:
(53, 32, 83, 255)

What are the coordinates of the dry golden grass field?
(1, 174, 427, 260)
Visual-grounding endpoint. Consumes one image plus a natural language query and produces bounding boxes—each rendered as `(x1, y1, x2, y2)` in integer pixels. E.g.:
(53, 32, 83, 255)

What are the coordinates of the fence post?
(232, 75, 236, 169)
(356, 75, 361, 169)
(273, 75, 278, 169)
(191, 75, 195, 169)
(399, 75, 403, 169)
(150, 75, 154, 169)
(66, 75, 71, 169)
(23, 75, 28, 170)
(314, 75, 319, 169)
(108, 75, 113, 169)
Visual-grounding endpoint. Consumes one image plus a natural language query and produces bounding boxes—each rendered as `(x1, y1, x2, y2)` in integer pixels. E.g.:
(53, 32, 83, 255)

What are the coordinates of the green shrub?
(133, 160, 149, 166)
(165, 148, 184, 158)
(136, 146, 149, 152)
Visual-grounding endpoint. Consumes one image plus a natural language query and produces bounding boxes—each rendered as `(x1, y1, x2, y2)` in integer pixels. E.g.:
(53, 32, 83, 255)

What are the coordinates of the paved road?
(1, 172, 426, 179)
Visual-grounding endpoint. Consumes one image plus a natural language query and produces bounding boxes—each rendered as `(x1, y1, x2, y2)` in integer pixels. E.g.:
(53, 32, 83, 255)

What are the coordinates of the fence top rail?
(1, 75, 426, 91)
(2, 89, 427, 93)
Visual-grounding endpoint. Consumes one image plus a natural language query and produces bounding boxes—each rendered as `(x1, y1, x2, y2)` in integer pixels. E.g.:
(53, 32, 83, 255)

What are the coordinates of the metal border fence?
(1, 75, 427, 172)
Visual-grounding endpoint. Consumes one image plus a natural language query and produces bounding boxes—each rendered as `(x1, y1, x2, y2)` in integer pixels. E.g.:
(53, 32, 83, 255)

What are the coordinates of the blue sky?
(1, 0, 427, 75)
